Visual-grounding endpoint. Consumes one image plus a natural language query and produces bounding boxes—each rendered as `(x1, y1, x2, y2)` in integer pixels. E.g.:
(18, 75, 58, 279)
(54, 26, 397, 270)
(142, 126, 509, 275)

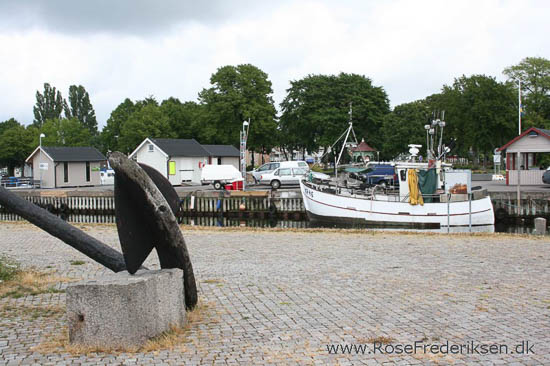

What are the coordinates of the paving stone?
(0, 222, 548, 365)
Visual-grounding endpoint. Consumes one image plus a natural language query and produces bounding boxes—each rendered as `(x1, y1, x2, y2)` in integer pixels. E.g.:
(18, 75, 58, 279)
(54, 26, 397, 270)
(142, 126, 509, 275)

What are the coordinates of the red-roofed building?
(497, 127, 550, 185)
(351, 138, 378, 163)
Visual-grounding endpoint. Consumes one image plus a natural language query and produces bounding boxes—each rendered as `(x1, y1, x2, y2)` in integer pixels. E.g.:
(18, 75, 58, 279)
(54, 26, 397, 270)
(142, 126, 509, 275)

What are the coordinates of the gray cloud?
(0, 0, 266, 35)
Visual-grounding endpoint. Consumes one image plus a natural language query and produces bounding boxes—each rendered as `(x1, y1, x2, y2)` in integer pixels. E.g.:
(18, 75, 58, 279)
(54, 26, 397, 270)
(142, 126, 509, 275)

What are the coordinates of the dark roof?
(352, 139, 377, 152)
(42, 147, 106, 162)
(498, 127, 550, 151)
(151, 138, 209, 157)
(202, 144, 240, 157)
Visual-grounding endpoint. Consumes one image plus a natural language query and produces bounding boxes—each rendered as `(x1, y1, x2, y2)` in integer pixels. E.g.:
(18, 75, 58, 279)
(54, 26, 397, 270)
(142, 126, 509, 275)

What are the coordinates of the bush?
(0, 256, 20, 282)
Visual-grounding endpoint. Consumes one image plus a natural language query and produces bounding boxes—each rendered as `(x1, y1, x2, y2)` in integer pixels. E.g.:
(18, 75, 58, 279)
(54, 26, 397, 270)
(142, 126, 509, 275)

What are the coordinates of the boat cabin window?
(400, 169, 407, 182)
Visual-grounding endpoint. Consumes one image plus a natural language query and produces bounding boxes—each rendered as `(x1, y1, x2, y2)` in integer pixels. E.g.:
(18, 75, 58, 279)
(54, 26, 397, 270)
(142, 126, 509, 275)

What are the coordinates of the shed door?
(180, 159, 193, 182)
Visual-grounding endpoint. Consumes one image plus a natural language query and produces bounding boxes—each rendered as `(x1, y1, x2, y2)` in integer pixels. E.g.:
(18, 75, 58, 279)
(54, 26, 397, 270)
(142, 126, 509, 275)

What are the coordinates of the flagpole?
(517, 79, 521, 216)
(518, 80, 521, 135)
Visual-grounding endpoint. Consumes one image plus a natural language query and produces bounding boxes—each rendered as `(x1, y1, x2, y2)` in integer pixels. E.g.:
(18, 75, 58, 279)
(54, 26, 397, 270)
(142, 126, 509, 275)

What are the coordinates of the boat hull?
(300, 181, 495, 228)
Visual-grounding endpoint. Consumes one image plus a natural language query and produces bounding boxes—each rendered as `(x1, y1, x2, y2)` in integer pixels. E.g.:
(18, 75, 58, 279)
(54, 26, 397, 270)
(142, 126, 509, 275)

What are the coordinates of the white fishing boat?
(300, 107, 495, 229)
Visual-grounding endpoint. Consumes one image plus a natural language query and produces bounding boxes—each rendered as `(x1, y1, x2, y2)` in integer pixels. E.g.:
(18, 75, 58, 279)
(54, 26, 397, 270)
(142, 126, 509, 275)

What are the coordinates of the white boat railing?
(303, 180, 488, 203)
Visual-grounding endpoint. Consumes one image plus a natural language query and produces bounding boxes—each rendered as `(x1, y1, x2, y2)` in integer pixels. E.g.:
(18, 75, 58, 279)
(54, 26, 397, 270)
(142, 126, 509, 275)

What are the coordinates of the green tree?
(40, 118, 92, 147)
(33, 83, 64, 127)
(118, 104, 175, 154)
(159, 98, 204, 139)
(503, 57, 550, 127)
(198, 64, 278, 161)
(101, 98, 136, 153)
(431, 75, 516, 163)
(0, 118, 20, 136)
(280, 73, 390, 157)
(0, 124, 34, 176)
(380, 100, 432, 160)
(64, 85, 98, 134)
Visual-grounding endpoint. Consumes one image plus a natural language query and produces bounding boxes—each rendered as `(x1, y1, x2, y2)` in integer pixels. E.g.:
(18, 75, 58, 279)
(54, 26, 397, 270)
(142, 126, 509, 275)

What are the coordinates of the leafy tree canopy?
(430, 74, 516, 158)
(0, 118, 20, 136)
(64, 85, 98, 134)
(503, 56, 550, 126)
(101, 98, 136, 153)
(199, 64, 278, 153)
(40, 118, 92, 147)
(118, 103, 175, 154)
(279, 73, 390, 154)
(0, 124, 35, 175)
(33, 83, 64, 127)
(380, 100, 432, 160)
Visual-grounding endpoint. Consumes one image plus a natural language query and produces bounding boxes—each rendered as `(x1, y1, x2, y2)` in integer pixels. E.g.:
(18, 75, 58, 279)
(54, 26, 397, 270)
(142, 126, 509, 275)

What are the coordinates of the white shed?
(202, 145, 240, 169)
(129, 138, 241, 186)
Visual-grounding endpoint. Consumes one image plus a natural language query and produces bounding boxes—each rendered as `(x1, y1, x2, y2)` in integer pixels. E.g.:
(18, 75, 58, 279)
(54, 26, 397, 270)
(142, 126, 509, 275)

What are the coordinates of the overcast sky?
(1, 0, 549, 128)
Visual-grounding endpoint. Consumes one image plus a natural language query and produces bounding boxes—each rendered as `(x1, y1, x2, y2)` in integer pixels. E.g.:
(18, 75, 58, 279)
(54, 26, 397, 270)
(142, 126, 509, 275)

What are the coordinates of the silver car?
(260, 167, 309, 189)
(251, 161, 308, 183)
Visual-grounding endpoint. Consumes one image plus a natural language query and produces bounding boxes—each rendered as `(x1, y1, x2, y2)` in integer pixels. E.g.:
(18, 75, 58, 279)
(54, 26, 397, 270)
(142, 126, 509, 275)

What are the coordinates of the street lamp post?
(240, 119, 250, 191)
(39, 133, 45, 189)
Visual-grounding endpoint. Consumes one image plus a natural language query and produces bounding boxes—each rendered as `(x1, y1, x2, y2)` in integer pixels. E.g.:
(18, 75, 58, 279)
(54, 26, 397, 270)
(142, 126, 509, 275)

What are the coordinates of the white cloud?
(1, 0, 549, 127)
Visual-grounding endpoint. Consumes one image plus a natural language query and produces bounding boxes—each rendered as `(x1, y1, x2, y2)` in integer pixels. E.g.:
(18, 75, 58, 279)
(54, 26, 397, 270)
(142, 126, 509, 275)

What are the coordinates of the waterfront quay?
(2, 180, 550, 224)
(0, 222, 548, 365)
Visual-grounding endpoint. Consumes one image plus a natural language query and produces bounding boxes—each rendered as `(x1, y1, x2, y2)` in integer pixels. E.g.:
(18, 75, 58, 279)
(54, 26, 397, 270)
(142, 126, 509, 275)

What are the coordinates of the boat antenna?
(437, 110, 445, 157)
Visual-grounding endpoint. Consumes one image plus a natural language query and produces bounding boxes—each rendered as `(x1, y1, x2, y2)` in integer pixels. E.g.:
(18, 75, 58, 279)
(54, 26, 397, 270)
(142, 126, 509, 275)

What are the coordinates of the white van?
(100, 169, 115, 185)
(251, 161, 308, 183)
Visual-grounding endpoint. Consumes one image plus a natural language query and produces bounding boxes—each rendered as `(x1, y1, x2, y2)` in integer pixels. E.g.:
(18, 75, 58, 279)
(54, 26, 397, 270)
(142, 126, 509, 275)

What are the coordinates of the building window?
(148, 144, 154, 152)
(63, 162, 68, 183)
(217, 157, 222, 165)
(86, 162, 90, 182)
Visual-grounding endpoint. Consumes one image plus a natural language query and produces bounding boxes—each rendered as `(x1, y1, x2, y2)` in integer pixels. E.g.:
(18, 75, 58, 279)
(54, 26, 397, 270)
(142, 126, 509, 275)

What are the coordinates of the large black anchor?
(0, 152, 197, 310)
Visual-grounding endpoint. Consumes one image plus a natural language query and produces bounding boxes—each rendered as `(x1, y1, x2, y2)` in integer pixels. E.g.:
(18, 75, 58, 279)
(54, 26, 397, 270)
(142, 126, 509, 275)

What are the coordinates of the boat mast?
(335, 102, 358, 181)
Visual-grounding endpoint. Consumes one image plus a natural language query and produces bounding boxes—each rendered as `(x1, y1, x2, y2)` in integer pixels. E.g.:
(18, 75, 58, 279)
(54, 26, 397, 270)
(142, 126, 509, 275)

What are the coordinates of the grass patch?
(0, 268, 72, 299)
(0, 255, 20, 282)
(202, 279, 223, 284)
(69, 260, 86, 266)
(365, 336, 394, 344)
(34, 299, 217, 355)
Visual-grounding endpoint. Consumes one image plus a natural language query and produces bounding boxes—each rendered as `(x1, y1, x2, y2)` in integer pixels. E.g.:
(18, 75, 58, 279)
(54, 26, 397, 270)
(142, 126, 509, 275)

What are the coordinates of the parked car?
(259, 167, 309, 189)
(251, 161, 309, 183)
(359, 164, 398, 187)
(543, 167, 550, 184)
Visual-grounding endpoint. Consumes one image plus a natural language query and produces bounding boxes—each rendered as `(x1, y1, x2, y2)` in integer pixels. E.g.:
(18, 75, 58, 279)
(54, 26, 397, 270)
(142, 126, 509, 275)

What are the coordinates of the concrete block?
(534, 217, 547, 235)
(66, 269, 185, 348)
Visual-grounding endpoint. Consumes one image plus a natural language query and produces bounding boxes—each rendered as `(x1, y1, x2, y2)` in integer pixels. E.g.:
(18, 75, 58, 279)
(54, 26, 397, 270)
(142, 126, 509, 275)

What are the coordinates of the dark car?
(359, 164, 398, 187)
(543, 168, 550, 184)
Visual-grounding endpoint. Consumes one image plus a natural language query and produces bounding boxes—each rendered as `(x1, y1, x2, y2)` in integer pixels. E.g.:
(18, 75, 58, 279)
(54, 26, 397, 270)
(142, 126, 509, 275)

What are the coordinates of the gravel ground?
(0, 222, 549, 365)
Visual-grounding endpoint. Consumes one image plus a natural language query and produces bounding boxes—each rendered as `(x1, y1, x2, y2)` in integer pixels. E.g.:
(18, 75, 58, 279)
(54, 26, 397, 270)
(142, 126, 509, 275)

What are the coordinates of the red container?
(232, 180, 243, 190)
(224, 184, 233, 190)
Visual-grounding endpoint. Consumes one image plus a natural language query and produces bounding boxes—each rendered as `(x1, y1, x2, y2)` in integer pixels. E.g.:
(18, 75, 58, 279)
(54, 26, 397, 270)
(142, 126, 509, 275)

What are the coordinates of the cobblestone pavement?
(0, 222, 549, 365)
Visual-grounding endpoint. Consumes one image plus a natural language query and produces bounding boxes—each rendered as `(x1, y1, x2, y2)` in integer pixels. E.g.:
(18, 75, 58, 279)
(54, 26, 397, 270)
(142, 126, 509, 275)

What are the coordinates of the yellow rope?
(408, 169, 424, 206)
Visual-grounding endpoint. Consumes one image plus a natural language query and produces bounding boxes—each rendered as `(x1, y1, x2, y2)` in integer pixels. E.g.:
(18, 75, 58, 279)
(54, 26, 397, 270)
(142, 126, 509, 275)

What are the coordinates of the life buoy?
(198, 162, 205, 169)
